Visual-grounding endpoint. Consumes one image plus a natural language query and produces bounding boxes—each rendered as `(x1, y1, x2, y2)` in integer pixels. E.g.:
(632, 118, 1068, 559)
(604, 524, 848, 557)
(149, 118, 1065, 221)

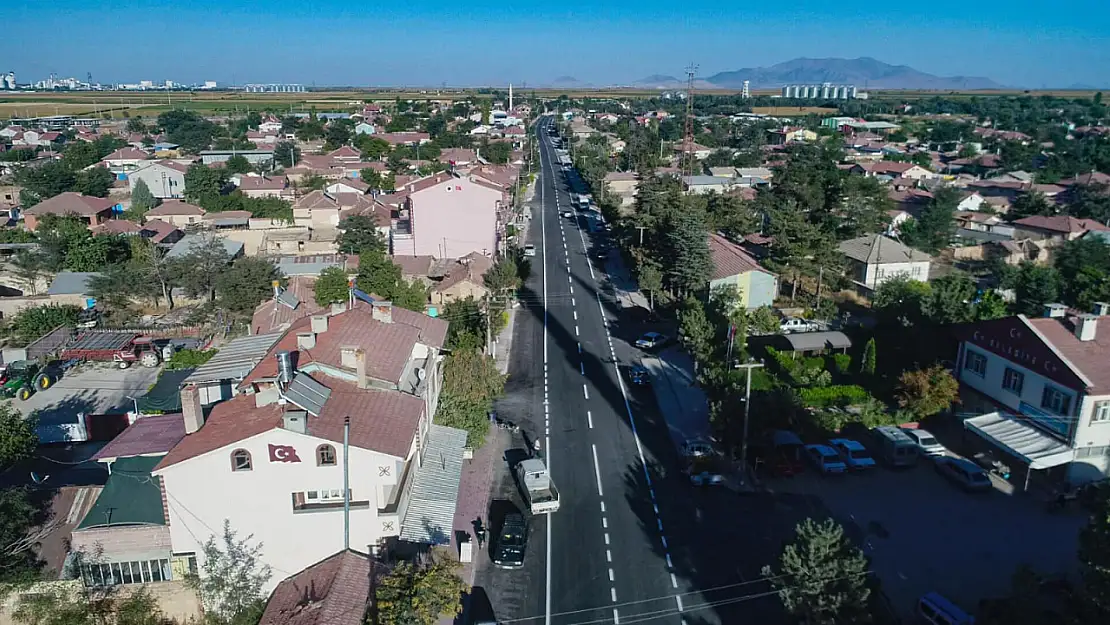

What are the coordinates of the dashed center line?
(591, 444, 604, 496)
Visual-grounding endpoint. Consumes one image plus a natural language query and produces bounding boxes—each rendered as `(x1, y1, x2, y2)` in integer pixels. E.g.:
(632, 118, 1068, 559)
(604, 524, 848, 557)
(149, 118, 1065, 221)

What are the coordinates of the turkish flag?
(269, 444, 301, 463)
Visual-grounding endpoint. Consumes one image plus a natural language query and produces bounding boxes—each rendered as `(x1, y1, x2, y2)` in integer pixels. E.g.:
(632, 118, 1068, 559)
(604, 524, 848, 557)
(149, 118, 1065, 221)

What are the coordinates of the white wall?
(865, 260, 930, 289)
(155, 428, 403, 592)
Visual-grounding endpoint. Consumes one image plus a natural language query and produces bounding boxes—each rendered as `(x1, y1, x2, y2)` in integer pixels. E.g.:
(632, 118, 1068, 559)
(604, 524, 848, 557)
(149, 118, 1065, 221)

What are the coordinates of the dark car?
(491, 514, 527, 569)
(626, 364, 650, 385)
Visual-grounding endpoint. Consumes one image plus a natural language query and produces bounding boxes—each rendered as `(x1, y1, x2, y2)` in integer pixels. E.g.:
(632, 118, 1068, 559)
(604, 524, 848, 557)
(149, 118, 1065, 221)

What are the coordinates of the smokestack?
(276, 350, 295, 385)
(509, 83, 513, 113)
(181, 385, 204, 434)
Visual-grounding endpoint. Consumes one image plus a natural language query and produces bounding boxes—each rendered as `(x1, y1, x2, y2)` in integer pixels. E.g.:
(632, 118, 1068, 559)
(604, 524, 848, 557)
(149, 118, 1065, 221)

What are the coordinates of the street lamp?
(734, 359, 765, 485)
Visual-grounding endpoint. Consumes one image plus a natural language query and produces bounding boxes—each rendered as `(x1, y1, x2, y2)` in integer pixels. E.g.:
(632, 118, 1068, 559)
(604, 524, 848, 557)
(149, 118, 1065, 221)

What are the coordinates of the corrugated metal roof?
(184, 332, 282, 384)
(276, 289, 300, 310)
(780, 331, 852, 352)
(399, 424, 467, 544)
(283, 372, 332, 416)
(46, 272, 100, 295)
(165, 234, 245, 259)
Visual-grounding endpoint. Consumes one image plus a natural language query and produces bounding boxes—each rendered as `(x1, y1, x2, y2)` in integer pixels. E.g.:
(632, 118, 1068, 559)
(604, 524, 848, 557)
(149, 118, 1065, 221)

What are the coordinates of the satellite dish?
(416, 368, 426, 381)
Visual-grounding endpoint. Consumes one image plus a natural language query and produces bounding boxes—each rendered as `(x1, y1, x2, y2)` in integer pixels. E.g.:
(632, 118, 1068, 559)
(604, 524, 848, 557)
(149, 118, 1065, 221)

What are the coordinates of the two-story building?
(22, 192, 115, 231)
(392, 172, 502, 259)
(956, 304, 1110, 485)
(129, 160, 189, 199)
(147, 300, 461, 593)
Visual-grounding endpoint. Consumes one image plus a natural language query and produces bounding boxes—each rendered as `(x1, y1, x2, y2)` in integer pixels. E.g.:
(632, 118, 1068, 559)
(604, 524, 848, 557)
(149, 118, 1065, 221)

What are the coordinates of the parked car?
(901, 428, 947, 458)
(634, 332, 667, 349)
(805, 444, 847, 474)
(780, 317, 820, 334)
(523, 244, 536, 257)
(561, 210, 573, 218)
(828, 438, 877, 470)
(934, 456, 993, 492)
(491, 513, 527, 569)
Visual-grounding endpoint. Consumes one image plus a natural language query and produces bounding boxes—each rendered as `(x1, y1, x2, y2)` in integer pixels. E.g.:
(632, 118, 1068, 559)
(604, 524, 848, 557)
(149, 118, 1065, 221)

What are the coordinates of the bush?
(799, 385, 870, 408)
(166, 348, 218, 370)
(831, 353, 853, 375)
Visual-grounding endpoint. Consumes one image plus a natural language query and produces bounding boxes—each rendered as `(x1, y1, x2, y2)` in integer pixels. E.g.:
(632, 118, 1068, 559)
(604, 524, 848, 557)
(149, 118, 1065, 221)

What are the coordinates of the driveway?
(765, 462, 1085, 619)
(7, 362, 163, 425)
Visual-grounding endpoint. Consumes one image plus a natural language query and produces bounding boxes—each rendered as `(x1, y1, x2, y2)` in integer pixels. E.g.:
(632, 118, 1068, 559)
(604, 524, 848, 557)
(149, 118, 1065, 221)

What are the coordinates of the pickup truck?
(515, 458, 560, 514)
(682, 440, 727, 486)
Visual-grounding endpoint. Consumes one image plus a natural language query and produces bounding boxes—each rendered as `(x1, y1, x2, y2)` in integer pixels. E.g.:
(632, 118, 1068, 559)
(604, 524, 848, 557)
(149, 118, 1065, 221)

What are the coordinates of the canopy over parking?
(965, 412, 1074, 487)
(769, 331, 852, 354)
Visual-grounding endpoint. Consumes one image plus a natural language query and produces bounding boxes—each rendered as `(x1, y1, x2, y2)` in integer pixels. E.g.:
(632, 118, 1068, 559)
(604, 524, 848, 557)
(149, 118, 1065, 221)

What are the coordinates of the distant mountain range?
(704, 57, 1004, 90)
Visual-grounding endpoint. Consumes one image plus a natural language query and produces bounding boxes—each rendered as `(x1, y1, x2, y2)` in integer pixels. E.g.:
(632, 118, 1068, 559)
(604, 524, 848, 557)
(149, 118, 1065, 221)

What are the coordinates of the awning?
(399, 425, 467, 545)
(779, 331, 852, 352)
(964, 412, 1075, 470)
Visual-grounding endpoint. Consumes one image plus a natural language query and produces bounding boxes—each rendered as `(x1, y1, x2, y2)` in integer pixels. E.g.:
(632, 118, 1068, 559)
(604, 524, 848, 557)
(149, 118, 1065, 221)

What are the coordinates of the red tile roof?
(146, 200, 206, 217)
(101, 147, 150, 162)
(92, 219, 142, 235)
(1028, 316, 1110, 393)
(376, 132, 430, 146)
(93, 414, 186, 461)
(434, 253, 494, 292)
(155, 374, 424, 469)
(327, 146, 363, 159)
(252, 276, 327, 335)
(392, 255, 436, 277)
(259, 550, 375, 625)
(24, 192, 114, 217)
(246, 305, 446, 386)
(239, 175, 289, 191)
(708, 233, 770, 280)
(139, 219, 181, 243)
(1012, 215, 1110, 234)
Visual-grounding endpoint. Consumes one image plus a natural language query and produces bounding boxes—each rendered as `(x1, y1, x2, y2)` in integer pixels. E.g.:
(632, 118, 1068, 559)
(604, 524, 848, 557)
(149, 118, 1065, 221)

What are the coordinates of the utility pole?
(343, 416, 351, 550)
(735, 360, 765, 486)
(636, 226, 647, 246)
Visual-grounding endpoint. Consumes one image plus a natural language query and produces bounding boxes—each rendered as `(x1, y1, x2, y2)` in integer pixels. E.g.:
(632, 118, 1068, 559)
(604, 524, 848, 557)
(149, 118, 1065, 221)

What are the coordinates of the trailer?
(60, 333, 162, 369)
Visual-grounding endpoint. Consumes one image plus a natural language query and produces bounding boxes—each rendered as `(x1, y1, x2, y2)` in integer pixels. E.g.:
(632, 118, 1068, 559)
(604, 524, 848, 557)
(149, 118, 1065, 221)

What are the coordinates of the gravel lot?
(7, 362, 163, 425)
(764, 458, 1086, 619)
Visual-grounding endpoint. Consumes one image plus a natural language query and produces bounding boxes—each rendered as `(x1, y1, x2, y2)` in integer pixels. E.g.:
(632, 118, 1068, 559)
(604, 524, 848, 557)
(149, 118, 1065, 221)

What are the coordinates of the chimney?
(1044, 303, 1067, 318)
(355, 348, 369, 389)
(181, 385, 204, 434)
(311, 314, 328, 334)
(1076, 314, 1099, 342)
(330, 302, 347, 316)
(296, 332, 316, 350)
(371, 301, 393, 324)
(1094, 302, 1110, 317)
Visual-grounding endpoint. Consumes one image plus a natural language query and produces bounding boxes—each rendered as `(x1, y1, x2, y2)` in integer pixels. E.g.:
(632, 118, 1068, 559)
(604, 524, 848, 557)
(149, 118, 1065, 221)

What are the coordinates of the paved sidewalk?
(602, 253, 650, 309)
(640, 347, 710, 448)
(447, 426, 506, 585)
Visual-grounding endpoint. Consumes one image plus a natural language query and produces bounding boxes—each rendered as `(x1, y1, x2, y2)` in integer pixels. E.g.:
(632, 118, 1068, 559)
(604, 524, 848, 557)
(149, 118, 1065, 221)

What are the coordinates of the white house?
(955, 305, 1110, 485)
(838, 234, 931, 290)
(957, 191, 987, 212)
(129, 160, 189, 199)
(152, 302, 462, 593)
(99, 147, 151, 173)
(354, 122, 376, 136)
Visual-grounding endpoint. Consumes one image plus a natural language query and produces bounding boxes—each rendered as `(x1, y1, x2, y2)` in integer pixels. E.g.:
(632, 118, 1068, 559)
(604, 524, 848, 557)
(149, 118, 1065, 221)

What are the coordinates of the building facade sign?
(963, 318, 1082, 391)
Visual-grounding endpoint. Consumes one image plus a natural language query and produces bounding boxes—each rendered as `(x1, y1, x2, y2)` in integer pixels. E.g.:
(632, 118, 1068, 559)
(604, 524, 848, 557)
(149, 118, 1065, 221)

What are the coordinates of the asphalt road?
(476, 117, 806, 625)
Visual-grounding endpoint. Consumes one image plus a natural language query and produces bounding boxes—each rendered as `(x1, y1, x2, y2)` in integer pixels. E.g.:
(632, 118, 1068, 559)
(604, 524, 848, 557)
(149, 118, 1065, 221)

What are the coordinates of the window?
(964, 350, 987, 377)
(1094, 401, 1110, 424)
(231, 449, 252, 472)
(83, 559, 170, 587)
(293, 488, 368, 511)
(317, 444, 337, 466)
(1002, 368, 1024, 395)
(1041, 386, 1073, 415)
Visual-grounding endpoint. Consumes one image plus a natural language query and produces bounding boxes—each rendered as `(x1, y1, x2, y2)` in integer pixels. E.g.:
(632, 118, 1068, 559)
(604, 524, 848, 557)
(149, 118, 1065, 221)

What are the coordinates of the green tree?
(0, 403, 38, 469)
(216, 257, 284, 312)
(274, 140, 301, 168)
(436, 348, 506, 448)
(355, 250, 402, 298)
(375, 554, 468, 625)
(837, 175, 893, 239)
(323, 123, 352, 150)
(872, 275, 932, 327)
(1010, 191, 1056, 220)
(442, 297, 486, 350)
(0, 486, 41, 584)
(65, 234, 131, 272)
(902, 186, 959, 253)
(973, 290, 1010, 320)
(14, 160, 77, 203)
(391, 279, 430, 313)
(664, 211, 713, 296)
(1013, 262, 1062, 317)
(637, 259, 663, 311)
(126, 117, 147, 134)
(130, 178, 158, 214)
(224, 154, 252, 175)
(860, 338, 877, 376)
(353, 136, 391, 159)
(12, 580, 167, 625)
(922, 273, 977, 325)
(679, 297, 715, 366)
(172, 234, 231, 302)
(761, 518, 871, 625)
(1055, 237, 1110, 309)
(480, 140, 512, 164)
(10, 251, 47, 296)
(314, 266, 351, 306)
(6, 304, 80, 345)
(1069, 183, 1110, 224)
(61, 140, 101, 171)
(895, 365, 960, 419)
(483, 257, 519, 300)
(88, 263, 148, 311)
(187, 519, 272, 624)
(184, 163, 227, 203)
(34, 214, 90, 271)
(337, 215, 387, 255)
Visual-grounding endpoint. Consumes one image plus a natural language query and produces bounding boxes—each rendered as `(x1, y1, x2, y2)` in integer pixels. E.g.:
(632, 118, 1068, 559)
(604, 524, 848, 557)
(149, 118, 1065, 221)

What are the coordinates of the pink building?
(393, 172, 503, 259)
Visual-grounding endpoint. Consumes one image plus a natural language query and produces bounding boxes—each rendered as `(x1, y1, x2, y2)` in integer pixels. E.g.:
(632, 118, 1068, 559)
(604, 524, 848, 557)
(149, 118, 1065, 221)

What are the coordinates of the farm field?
(751, 105, 839, 115)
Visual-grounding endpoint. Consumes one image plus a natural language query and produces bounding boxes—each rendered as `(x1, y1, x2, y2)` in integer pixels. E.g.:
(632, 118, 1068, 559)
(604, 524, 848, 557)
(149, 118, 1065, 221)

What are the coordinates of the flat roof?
(76, 456, 165, 529)
(965, 412, 1074, 470)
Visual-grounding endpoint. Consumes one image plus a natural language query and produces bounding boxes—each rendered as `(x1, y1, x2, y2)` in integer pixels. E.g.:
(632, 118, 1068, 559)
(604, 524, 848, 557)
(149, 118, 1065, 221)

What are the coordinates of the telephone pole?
(735, 360, 765, 486)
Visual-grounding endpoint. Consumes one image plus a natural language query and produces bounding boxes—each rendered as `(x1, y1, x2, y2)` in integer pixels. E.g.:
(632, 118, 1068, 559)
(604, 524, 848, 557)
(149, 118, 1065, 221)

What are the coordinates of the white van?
(872, 426, 920, 467)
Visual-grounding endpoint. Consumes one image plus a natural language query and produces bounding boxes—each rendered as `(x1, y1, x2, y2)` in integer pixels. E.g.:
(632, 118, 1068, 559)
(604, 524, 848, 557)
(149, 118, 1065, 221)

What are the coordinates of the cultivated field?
(751, 105, 839, 115)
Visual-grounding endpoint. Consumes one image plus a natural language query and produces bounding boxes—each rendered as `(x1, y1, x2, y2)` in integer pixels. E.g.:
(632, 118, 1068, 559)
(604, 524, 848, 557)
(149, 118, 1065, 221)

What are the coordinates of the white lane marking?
(676, 595, 684, 612)
(608, 568, 614, 582)
(540, 126, 552, 625)
(575, 325, 580, 336)
(580, 362, 585, 375)
(661, 536, 668, 549)
(671, 573, 679, 588)
(568, 275, 572, 283)
(587, 410, 593, 429)
(572, 297, 576, 306)
(666, 554, 673, 568)
(582, 384, 588, 399)
(607, 549, 612, 562)
(613, 609, 620, 624)
(591, 444, 604, 496)
(573, 310, 578, 321)
(610, 588, 617, 602)
(602, 517, 608, 529)
(600, 500, 605, 513)
(570, 286, 574, 294)
(604, 533, 610, 545)
(577, 342, 581, 353)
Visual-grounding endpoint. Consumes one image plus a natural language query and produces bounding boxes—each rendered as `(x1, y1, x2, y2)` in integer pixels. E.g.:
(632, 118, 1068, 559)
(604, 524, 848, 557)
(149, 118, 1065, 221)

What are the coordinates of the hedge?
(799, 385, 870, 408)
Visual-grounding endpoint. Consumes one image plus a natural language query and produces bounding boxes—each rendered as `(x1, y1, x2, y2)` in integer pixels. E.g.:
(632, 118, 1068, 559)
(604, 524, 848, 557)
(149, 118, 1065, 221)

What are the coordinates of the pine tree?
(130, 178, 158, 214)
(861, 338, 877, 376)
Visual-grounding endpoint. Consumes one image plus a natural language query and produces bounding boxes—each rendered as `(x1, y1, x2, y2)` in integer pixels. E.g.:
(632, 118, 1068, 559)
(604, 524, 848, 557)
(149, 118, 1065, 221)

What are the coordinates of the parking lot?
(7, 362, 162, 425)
(764, 458, 1087, 619)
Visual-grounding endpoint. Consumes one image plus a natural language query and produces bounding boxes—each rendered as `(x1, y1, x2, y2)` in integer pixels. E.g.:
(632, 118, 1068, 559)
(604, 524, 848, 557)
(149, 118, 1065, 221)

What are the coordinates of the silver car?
(902, 428, 946, 457)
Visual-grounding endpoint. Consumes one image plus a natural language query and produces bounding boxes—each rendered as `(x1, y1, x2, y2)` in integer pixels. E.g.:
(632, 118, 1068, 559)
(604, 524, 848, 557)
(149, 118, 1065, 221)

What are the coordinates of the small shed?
(763, 331, 852, 356)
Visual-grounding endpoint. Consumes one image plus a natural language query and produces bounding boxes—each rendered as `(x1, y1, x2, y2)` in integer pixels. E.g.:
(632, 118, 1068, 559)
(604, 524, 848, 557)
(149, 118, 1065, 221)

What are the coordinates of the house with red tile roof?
(375, 132, 431, 146)
(258, 549, 377, 625)
(851, 160, 934, 180)
(954, 308, 1110, 485)
(294, 190, 380, 230)
(22, 192, 115, 231)
(99, 147, 151, 172)
(392, 172, 503, 258)
(1011, 215, 1110, 245)
(128, 160, 190, 199)
(150, 300, 461, 593)
(430, 252, 494, 306)
(138, 218, 183, 245)
(707, 233, 777, 309)
(144, 200, 207, 229)
(91, 218, 143, 236)
(236, 174, 292, 199)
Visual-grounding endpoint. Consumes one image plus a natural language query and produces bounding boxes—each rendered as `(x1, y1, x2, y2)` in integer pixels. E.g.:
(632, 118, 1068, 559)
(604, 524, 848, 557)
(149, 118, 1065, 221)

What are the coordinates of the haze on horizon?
(2, 0, 1108, 88)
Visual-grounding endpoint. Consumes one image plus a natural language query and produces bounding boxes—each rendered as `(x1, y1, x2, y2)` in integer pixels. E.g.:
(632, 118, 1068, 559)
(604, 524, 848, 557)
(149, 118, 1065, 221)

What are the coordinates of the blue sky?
(3, 0, 1109, 87)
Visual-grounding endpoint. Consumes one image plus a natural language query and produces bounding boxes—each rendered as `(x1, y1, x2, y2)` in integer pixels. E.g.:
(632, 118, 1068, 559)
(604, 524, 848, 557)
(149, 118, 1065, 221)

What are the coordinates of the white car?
(561, 210, 574, 218)
(634, 332, 667, 349)
(806, 444, 847, 474)
(523, 244, 536, 257)
(901, 428, 947, 457)
(828, 438, 877, 470)
(780, 317, 820, 334)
